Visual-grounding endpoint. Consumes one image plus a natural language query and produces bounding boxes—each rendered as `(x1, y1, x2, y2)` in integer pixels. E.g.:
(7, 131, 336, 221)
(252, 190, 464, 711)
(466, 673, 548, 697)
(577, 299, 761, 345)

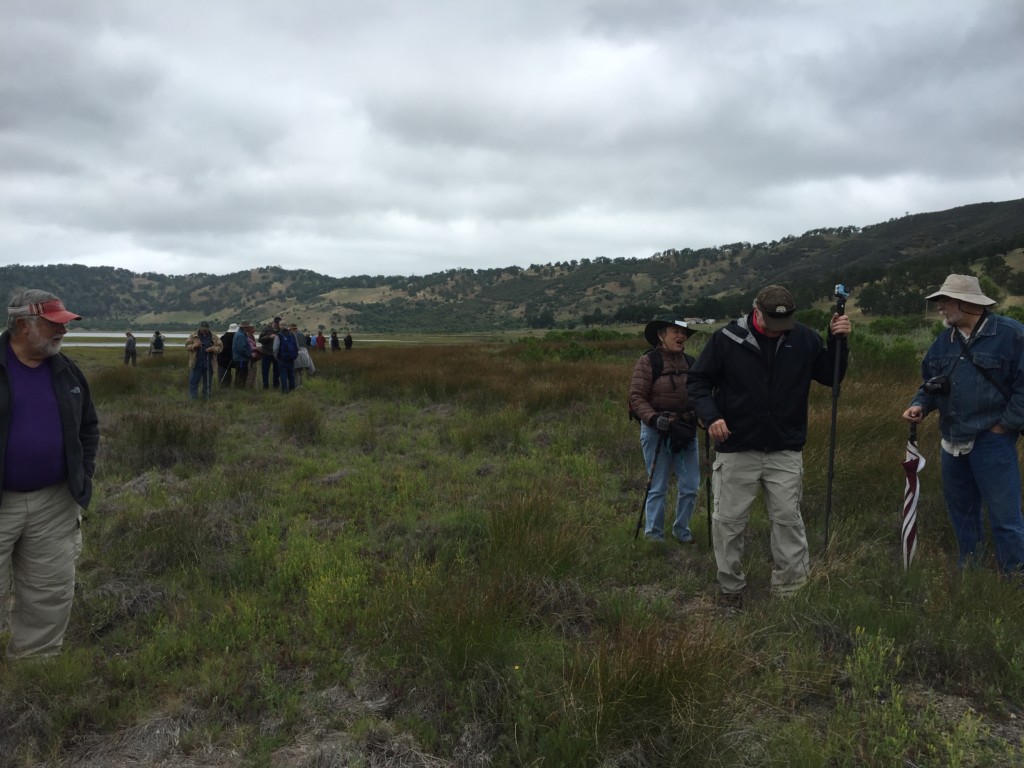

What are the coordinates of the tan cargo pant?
(0, 484, 82, 659)
(711, 450, 809, 596)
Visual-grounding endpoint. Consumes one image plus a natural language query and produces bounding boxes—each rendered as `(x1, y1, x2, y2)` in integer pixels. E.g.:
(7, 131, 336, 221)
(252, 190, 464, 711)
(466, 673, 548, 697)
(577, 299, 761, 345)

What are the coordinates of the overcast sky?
(2, 1, 1021, 279)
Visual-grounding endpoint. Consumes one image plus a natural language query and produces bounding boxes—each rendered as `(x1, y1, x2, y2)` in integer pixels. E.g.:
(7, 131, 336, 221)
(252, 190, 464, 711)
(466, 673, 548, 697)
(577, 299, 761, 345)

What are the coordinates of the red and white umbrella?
(901, 423, 925, 569)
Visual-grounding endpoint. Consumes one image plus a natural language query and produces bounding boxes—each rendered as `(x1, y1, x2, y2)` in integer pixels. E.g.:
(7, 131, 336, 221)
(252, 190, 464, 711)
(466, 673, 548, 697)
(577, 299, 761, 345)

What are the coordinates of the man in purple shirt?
(0, 288, 99, 659)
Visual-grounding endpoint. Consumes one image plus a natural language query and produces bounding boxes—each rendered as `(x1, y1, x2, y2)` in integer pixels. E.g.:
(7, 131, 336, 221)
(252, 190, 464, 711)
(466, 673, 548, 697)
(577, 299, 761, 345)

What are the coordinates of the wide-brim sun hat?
(644, 316, 697, 347)
(925, 274, 996, 306)
(227, 323, 240, 333)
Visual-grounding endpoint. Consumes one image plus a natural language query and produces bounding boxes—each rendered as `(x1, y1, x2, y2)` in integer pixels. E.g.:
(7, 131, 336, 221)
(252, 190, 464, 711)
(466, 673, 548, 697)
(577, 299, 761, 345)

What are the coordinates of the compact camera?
(923, 375, 950, 395)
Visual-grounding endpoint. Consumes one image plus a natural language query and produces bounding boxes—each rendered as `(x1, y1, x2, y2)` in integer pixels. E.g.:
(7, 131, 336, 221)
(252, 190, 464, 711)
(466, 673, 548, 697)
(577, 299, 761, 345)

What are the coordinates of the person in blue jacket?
(903, 274, 1024, 576)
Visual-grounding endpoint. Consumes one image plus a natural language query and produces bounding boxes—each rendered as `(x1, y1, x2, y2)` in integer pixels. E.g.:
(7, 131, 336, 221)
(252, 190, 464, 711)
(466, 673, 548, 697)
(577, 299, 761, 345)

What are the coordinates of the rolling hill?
(1, 198, 1022, 332)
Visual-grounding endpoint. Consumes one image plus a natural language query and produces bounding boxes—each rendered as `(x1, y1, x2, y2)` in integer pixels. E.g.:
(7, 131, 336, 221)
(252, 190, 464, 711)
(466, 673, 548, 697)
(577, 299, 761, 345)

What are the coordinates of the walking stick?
(702, 425, 713, 549)
(824, 283, 849, 553)
(634, 435, 664, 540)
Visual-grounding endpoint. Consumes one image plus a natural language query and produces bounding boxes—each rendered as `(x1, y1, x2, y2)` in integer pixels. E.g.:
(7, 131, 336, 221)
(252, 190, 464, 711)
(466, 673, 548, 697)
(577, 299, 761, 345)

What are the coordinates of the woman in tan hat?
(903, 273, 1024, 576)
(628, 316, 701, 544)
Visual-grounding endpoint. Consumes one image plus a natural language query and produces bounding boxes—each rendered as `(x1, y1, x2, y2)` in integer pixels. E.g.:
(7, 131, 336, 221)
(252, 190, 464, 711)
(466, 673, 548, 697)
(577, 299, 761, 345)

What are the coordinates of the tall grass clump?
(441, 405, 527, 454)
(277, 395, 324, 443)
(87, 365, 142, 400)
(103, 408, 219, 475)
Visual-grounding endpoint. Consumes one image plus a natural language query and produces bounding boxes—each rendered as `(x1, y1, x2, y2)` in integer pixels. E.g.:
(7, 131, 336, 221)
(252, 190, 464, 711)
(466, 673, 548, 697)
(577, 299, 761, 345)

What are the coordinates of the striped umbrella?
(901, 423, 925, 569)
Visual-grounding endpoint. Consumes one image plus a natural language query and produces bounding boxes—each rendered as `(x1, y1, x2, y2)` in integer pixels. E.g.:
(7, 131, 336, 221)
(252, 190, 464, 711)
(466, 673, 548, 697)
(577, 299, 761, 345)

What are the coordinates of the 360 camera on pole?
(824, 283, 849, 553)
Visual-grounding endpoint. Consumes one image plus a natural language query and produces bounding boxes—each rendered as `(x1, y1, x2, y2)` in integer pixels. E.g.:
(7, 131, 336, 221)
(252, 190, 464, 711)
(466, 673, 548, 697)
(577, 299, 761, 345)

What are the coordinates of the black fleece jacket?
(0, 332, 100, 508)
(686, 314, 847, 453)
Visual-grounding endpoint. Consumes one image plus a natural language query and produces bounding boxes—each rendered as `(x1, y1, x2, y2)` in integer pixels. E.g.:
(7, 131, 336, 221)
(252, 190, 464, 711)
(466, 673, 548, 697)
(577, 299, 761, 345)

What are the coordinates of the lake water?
(61, 332, 189, 348)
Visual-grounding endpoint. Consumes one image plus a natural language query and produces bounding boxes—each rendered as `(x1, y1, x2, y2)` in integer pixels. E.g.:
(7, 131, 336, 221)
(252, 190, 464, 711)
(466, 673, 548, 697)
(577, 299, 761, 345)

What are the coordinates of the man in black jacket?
(687, 285, 850, 605)
(0, 288, 99, 658)
(258, 316, 282, 390)
(217, 323, 238, 387)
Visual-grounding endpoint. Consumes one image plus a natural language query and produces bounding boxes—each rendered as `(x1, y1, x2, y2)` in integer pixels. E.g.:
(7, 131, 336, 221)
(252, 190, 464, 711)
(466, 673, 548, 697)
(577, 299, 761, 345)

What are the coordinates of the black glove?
(655, 413, 672, 434)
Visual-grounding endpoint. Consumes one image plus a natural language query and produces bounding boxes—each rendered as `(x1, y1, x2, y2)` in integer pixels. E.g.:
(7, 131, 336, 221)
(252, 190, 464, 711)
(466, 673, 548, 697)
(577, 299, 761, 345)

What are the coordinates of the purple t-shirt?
(3, 344, 66, 492)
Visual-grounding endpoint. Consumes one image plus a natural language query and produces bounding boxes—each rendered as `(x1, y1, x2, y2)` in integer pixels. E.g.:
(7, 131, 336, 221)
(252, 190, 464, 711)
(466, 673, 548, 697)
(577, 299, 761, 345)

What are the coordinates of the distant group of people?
(631, 275, 1024, 610)
(181, 317, 354, 399)
(120, 320, 353, 400)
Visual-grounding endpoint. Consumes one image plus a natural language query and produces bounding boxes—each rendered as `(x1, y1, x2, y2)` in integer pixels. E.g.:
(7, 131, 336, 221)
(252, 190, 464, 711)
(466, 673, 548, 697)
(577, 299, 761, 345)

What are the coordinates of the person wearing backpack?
(149, 330, 164, 356)
(628, 316, 701, 545)
(273, 322, 300, 394)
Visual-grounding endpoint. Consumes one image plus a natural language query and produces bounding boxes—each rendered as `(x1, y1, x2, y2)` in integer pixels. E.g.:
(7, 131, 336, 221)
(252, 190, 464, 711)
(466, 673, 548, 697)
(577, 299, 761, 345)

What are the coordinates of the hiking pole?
(634, 434, 665, 540)
(702, 424, 713, 549)
(823, 283, 850, 553)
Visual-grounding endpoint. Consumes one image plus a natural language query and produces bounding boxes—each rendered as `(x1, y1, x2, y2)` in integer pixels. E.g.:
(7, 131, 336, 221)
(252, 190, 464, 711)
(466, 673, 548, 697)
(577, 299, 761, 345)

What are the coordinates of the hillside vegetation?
(1, 198, 1023, 332)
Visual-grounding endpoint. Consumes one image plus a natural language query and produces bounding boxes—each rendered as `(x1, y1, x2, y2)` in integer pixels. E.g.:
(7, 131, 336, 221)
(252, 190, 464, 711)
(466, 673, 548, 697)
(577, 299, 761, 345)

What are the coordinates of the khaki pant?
(0, 484, 82, 659)
(712, 450, 809, 595)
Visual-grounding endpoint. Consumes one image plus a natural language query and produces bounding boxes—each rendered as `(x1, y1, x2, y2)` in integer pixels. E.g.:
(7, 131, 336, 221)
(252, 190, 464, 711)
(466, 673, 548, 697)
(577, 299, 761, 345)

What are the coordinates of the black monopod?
(702, 425, 713, 549)
(823, 283, 849, 553)
(634, 433, 664, 540)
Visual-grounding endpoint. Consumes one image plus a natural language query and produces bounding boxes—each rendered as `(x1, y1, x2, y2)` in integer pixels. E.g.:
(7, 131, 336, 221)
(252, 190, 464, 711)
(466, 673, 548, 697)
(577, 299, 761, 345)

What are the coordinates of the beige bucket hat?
(925, 274, 995, 306)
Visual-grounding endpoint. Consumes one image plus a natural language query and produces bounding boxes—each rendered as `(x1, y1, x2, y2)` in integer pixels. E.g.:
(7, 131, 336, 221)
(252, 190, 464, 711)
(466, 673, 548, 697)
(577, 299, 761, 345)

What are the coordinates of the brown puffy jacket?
(628, 348, 694, 428)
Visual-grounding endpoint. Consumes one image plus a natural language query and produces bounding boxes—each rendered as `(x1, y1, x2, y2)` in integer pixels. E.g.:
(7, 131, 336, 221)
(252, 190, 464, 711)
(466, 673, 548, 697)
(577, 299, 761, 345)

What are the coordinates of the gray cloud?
(1, 0, 1021, 277)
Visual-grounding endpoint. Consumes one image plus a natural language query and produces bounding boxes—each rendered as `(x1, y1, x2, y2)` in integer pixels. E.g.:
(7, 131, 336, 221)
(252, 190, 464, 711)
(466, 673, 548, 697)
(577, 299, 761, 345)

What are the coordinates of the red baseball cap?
(9, 298, 82, 323)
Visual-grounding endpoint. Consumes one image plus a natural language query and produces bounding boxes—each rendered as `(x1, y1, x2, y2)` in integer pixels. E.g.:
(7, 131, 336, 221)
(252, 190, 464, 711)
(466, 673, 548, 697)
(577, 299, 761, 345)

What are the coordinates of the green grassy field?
(1, 330, 1022, 767)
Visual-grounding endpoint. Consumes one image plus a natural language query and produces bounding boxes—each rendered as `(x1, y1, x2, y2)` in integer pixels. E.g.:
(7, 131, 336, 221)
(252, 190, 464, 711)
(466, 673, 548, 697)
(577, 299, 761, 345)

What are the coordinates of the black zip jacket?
(0, 332, 100, 508)
(686, 314, 847, 453)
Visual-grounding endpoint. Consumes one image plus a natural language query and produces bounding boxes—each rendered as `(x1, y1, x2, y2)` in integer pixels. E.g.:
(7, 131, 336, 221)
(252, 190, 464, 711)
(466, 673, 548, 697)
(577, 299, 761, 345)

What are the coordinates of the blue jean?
(188, 366, 213, 400)
(279, 360, 296, 393)
(639, 423, 700, 541)
(940, 429, 1024, 573)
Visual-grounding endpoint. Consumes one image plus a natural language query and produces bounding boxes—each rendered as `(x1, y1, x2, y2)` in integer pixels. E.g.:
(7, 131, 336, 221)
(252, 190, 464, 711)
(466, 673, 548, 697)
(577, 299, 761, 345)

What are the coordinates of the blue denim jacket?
(911, 314, 1024, 441)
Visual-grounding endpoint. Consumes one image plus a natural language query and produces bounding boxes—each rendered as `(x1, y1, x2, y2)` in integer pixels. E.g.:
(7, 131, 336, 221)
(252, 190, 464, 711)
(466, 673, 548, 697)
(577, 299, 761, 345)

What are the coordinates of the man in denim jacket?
(903, 274, 1024, 575)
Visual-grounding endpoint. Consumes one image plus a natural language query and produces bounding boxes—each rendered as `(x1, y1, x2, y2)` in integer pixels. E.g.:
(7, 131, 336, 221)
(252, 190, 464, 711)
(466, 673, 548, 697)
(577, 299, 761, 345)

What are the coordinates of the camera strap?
(942, 312, 988, 378)
(954, 313, 1013, 402)
(962, 351, 1013, 402)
